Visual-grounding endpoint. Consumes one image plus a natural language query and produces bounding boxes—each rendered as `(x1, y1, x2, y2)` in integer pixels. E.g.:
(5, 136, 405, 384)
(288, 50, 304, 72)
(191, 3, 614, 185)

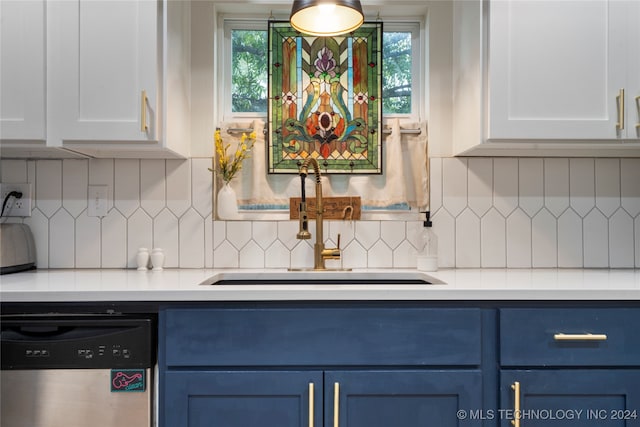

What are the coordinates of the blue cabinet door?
(500, 370, 640, 426)
(325, 370, 483, 427)
(164, 371, 323, 427)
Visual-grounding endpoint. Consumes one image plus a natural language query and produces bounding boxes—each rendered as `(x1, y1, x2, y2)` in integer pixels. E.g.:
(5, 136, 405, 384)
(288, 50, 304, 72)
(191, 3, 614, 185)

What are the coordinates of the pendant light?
(290, 0, 364, 37)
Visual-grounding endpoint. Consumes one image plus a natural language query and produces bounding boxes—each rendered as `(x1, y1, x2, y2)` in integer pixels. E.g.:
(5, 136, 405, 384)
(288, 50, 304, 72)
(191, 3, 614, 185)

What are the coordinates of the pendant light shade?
(290, 0, 364, 37)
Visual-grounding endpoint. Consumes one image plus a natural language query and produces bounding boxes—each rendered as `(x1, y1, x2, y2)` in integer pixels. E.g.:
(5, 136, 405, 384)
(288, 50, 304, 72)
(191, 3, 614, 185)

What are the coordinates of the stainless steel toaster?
(0, 223, 36, 274)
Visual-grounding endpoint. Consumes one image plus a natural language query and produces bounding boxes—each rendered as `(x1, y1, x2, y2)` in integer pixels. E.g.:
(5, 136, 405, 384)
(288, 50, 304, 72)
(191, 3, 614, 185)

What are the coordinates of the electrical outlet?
(0, 183, 32, 217)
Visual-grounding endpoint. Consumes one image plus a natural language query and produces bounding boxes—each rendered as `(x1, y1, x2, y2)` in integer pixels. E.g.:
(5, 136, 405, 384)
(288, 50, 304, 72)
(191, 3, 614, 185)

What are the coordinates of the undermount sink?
(202, 270, 442, 286)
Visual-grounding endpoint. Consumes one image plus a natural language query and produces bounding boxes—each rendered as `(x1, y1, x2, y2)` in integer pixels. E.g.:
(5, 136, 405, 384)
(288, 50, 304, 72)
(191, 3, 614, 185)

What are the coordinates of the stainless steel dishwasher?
(0, 314, 156, 427)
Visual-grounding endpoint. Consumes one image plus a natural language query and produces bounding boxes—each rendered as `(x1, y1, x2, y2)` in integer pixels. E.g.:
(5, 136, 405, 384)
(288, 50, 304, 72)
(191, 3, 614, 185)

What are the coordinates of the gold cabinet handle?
(616, 88, 625, 131)
(333, 382, 340, 427)
(308, 383, 314, 427)
(141, 90, 148, 132)
(554, 333, 607, 341)
(511, 381, 520, 427)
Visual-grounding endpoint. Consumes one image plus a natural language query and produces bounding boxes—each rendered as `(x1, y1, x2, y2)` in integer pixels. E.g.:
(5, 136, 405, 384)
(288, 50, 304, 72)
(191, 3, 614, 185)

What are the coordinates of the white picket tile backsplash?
(544, 158, 569, 217)
(480, 208, 506, 268)
(63, 160, 88, 218)
(493, 158, 518, 217)
(154, 208, 179, 268)
(75, 214, 100, 268)
(166, 160, 192, 217)
(1, 157, 639, 269)
(622, 159, 640, 216)
(636, 217, 640, 267)
(49, 209, 74, 268)
(467, 158, 492, 217)
(178, 208, 206, 268)
(101, 210, 127, 268)
(557, 209, 583, 267)
(610, 210, 634, 268)
(114, 159, 140, 218)
(531, 208, 557, 268)
(569, 158, 595, 217)
(36, 160, 62, 218)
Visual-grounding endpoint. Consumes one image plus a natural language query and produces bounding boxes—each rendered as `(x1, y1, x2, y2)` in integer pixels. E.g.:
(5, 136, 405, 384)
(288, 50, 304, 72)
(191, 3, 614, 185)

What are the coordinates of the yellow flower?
(208, 128, 256, 183)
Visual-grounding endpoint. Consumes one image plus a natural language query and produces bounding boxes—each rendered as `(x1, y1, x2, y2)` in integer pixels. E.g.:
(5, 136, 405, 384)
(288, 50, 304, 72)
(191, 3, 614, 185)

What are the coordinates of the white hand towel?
(344, 118, 407, 208)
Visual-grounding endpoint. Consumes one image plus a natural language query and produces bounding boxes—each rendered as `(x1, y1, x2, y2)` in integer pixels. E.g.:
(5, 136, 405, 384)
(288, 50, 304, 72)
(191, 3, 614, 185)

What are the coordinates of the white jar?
(136, 248, 150, 271)
(151, 248, 165, 271)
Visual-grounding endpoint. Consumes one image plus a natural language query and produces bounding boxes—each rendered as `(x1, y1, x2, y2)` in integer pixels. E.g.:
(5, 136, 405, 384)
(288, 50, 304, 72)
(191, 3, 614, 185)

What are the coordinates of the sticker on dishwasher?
(111, 369, 146, 392)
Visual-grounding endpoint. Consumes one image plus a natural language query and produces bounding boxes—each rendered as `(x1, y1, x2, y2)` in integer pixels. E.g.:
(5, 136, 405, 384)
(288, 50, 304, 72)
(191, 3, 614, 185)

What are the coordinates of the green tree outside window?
(232, 30, 268, 113)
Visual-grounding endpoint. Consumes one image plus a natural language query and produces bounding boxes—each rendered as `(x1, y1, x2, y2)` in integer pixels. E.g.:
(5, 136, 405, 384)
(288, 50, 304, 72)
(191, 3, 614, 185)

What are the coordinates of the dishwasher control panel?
(1, 315, 156, 369)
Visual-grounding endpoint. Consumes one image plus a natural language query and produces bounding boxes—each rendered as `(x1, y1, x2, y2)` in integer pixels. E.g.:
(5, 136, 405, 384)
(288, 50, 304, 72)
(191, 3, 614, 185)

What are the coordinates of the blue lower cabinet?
(163, 370, 482, 427)
(326, 370, 483, 427)
(500, 370, 640, 427)
(164, 371, 323, 427)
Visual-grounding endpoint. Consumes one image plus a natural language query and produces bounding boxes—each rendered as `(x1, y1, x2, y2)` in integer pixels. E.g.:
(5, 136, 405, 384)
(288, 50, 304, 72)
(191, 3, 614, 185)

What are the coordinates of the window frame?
(221, 19, 269, 121)
(381, 21, 423, 122)
(217, 16, 426, 126)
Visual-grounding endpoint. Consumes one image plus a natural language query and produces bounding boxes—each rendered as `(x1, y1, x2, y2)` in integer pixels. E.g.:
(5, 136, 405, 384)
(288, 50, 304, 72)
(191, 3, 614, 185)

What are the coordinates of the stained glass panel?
(267, 21, 383, 174)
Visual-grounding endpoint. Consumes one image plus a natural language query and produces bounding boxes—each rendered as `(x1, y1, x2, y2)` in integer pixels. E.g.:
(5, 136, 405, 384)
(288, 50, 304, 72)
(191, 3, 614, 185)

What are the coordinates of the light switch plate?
(88, 185, 108, 217)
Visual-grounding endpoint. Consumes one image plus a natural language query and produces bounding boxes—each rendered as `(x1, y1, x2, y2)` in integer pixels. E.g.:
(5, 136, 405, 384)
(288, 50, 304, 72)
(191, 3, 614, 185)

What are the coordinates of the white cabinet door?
(488, 0, 626, 140)
(47, 0, 157, 146)
(626, 0, 640, 139)
(0, 0, 46, 140)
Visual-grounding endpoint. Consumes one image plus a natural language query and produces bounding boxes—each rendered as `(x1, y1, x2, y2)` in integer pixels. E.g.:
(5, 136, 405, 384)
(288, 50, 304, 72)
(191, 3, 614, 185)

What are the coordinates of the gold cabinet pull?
(141, 90, 148, 132)
(511, 381, 520, 427)
(333, 382, 340, 427)
(616, 88, 625, 131)
(308, 383, 314, 427)
(554, 333, 607, 341)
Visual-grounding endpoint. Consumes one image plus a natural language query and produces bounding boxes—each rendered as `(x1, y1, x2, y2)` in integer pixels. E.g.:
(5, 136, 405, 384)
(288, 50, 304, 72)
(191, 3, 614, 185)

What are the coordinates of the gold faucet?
(296, 158, 341, 270)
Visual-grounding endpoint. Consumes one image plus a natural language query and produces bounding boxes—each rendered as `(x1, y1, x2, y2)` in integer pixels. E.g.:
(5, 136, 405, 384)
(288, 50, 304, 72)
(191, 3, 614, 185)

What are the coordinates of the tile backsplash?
(1, 157, 639, 269)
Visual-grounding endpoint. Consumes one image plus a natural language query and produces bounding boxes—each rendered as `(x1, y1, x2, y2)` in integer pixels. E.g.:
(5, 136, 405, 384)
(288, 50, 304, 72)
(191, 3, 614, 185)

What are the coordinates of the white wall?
(1, 157, 639, 269)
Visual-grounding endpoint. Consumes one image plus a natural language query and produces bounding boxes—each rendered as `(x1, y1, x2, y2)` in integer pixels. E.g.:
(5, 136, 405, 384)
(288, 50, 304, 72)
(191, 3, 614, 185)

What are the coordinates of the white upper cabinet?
(47, 0, 158, 145)
(627, 0, 640, 139)
(453, 0, 640, 156)
(0, 1, 46, 140)
(489, 0, 623, 140)
(1, 0, 190, 159)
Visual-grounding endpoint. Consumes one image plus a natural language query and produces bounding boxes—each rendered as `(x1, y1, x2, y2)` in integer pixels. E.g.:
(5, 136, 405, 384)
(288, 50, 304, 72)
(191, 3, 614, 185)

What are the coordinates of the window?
(382, 31, 413, 115)
(221, 19, 423, 122)
(231, 29, 267, 113)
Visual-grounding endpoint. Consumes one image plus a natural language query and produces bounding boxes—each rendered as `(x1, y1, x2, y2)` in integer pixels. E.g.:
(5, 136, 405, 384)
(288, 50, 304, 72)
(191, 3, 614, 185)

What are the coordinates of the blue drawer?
(500, 308, 640, 366)
(163, 307, 482, 367)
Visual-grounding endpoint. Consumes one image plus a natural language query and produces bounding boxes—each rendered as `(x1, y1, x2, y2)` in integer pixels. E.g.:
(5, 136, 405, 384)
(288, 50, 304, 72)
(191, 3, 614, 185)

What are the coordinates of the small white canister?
(151, 248, 165, 271)
(136, 248, 150, 271)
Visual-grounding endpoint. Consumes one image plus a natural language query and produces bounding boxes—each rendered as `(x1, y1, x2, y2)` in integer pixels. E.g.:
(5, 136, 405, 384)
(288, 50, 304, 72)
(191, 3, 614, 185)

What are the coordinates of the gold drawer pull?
(554, 333, 607, 341)
(308, 383, 314, 427)
(617, 88, 625, 131)
(141, 90, 149, 132)
(333, 382, 340, 427)
(511, 381, 520, 427)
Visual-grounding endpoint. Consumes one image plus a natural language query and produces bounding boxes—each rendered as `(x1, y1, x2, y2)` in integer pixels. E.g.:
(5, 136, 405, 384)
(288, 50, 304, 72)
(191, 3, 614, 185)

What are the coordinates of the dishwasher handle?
(1, 325, 133, 343)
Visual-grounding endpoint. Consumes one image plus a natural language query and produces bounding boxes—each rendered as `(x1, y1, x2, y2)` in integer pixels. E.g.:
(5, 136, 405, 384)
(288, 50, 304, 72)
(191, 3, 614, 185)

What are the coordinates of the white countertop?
(1, 268, 639, 302)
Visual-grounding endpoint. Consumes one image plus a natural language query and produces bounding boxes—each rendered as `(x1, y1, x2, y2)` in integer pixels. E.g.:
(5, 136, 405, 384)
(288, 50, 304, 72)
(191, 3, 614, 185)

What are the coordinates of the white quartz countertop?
(1, 268, 639, 302)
